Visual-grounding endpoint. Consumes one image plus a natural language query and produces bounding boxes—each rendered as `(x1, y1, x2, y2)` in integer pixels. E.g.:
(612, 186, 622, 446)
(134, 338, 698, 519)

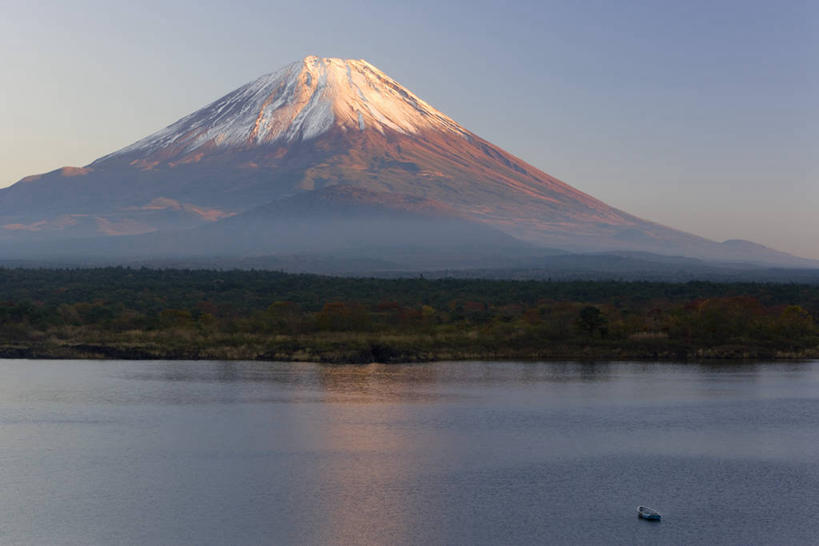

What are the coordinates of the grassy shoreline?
(2, 338, 817, 363)
(1, 269, 817, 364)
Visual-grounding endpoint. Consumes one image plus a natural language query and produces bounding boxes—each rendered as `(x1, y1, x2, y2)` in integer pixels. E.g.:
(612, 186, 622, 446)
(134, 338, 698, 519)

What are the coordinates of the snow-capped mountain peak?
(3, 55, 814, 268)
(103, 56, 468, 161)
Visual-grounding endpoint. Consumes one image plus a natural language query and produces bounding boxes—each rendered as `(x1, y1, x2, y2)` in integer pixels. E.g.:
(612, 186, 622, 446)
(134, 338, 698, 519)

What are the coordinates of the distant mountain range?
(1, 56, 815, 272)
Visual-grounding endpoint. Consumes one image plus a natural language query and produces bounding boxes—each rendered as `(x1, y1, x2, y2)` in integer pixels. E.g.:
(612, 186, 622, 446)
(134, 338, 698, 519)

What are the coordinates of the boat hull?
(637, 506, 662, 521)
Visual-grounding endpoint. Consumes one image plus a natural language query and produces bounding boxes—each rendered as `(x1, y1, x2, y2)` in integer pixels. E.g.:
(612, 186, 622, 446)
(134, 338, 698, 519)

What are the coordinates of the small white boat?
(637, 506, 661, 521)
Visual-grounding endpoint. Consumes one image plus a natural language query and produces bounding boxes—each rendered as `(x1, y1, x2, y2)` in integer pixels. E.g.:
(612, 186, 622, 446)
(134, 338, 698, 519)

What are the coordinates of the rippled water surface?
(1, 359, 819, 545)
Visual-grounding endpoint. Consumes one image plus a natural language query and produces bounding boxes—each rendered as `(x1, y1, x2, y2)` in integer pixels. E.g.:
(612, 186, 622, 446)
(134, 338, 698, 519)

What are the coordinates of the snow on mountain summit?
(104, 56, 468, 160)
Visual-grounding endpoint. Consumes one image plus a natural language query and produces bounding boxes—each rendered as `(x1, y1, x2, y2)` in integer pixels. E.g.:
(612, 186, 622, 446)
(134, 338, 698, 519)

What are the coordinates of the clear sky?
(1, 0, 817, 257)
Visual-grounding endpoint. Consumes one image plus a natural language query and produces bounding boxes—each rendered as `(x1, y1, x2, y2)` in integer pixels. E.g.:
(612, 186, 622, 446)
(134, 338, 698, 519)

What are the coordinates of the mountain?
(0, 56, 813, 269)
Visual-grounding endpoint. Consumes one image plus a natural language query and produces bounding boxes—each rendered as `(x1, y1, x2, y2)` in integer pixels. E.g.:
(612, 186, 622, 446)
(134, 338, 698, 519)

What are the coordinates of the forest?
(0, 268, 817, 362)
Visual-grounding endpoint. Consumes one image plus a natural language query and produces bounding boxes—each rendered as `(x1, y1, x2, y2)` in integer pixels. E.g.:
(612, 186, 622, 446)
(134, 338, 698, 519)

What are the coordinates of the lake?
(1, 359, 818, 545)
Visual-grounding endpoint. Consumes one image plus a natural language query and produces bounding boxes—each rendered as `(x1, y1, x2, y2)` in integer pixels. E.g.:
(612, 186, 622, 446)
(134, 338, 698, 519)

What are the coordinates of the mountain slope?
(0, 56, 812, 267)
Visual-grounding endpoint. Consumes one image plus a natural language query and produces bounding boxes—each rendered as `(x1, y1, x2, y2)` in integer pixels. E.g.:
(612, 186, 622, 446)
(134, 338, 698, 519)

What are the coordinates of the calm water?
(1, 360, 819, 545)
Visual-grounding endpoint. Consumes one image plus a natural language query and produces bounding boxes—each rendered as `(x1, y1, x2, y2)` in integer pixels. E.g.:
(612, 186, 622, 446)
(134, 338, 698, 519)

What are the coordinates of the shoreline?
(2, 343, 817, 364)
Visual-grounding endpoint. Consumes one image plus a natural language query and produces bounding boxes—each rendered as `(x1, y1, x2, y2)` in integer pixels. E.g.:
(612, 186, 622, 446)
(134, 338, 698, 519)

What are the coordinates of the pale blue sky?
(1, 0, 817, 257)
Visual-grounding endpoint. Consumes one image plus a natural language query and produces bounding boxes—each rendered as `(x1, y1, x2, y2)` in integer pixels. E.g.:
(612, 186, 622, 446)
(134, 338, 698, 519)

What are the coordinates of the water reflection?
(1, 359, 819, 545)
(310, 393, 419, 544)
(114, 359, 819, 407)
(314, 362, 439, 396)
(124, 360, 622, 388)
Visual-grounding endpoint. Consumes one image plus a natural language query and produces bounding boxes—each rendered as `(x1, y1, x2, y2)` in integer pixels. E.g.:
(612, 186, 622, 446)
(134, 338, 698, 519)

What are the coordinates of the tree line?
(0, 268, 816, 362)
